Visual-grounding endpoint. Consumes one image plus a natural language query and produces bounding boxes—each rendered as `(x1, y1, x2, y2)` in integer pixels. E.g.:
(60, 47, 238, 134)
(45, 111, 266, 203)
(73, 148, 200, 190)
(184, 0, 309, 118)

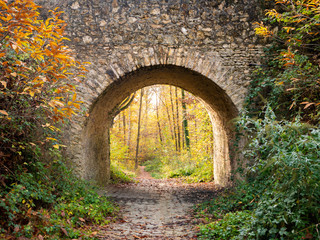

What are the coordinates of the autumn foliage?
(0, 0, 86, 171)
(252, 0, 320, 122)
(0, 1, 119, 239)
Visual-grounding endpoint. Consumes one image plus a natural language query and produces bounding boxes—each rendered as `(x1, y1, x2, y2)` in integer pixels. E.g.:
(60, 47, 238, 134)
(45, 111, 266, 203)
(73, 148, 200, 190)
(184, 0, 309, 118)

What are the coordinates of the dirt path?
(97, 167, 218, 239)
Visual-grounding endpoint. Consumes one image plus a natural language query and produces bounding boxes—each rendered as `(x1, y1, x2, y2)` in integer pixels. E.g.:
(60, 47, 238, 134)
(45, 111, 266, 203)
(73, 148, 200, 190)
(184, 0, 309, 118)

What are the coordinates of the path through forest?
(96, 166, 219, 239)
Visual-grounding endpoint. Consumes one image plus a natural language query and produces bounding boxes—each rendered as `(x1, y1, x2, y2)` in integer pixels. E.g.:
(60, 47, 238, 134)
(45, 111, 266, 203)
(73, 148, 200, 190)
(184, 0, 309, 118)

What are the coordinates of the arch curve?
(82, 65, 238, 186)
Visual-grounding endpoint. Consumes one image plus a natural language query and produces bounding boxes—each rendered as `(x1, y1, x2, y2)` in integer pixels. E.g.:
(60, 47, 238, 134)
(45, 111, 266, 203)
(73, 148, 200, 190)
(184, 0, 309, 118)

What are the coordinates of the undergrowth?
(0, 1, 119, 238)
(195, 109, 320, 239)
(0, 150, 118, 239)
(110, 161, 136, 183)
(142, 152, 213, 182)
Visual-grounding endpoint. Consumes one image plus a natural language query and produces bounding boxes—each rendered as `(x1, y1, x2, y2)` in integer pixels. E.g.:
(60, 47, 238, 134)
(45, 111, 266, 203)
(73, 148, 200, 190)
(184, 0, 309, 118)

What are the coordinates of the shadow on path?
(97, 166, 219, 239)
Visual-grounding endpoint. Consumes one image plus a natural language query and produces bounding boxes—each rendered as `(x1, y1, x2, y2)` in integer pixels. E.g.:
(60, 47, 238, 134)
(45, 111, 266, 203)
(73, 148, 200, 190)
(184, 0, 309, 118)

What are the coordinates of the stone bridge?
(38, 0, 264, 186)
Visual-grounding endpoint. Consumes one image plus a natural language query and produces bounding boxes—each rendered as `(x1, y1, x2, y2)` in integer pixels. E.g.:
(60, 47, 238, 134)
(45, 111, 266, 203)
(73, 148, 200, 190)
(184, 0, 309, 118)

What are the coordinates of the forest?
(110, 85, 214, 183)
(0, 0, 320, 239)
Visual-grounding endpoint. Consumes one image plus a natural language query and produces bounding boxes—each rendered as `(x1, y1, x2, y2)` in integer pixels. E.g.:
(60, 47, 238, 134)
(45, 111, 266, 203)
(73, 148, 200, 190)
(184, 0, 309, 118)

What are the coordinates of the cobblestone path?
(96, 167, 218, 240)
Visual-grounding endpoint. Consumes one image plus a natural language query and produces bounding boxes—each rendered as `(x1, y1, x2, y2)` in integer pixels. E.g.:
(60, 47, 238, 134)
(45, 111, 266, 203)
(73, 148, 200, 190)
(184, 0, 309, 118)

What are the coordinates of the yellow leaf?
(72, 93, 77, 102)
(46, 137, 58, 141)
(50, 100, 64, 107)
(0, 110, 8, 115)
(0, 1, 9, 10)
(73, 103, 80, 109)
(0, 81, 6, 88)
(53, 144, 59, 149)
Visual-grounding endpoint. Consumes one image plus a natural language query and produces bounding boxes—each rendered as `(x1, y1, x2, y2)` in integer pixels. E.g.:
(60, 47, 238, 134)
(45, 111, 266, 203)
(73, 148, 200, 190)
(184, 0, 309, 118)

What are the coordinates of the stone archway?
(82, 65, 238, 186)
(36, 0, 264, 187)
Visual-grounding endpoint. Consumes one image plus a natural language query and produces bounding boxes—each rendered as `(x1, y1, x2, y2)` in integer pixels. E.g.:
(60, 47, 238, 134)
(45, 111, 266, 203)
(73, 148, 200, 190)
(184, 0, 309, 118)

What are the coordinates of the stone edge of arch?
(68, 46, 247, 185)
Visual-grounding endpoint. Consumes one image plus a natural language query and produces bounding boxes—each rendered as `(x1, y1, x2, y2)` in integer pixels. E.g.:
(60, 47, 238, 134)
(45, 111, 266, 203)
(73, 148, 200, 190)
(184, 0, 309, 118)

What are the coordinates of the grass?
(110, 161, 136, 183)
(142, 153, 213, 182)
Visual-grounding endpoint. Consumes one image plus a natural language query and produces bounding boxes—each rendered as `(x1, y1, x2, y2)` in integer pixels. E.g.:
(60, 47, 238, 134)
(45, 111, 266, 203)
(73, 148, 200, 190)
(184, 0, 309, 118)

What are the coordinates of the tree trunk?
(159, 90, 174, 142)
(170, 86, 178, 152)
(127, 107, 131, 150)
(122, 111, 126, 145)
(175, 87, 181, 152)
(156, 92, 163, 144)
(135, 89, 144, 169)
(181, 89, 190, 151)
(194, 118, 198, 145)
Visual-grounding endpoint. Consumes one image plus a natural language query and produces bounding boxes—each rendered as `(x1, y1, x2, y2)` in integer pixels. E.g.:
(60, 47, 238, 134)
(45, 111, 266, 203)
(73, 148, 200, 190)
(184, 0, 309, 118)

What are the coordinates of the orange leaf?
(0, 81, 6, 88)
(0, 110, 8, 116)
(73, 103, 80, 109)
(302, 102, 315, 109)
(289, 101, 295, 110)
(0, 52, 5, 58)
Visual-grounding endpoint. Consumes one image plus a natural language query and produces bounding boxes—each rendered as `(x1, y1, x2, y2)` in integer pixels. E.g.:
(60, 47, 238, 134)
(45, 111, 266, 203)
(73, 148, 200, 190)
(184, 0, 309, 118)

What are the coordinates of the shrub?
(0, 154, 118, 239)
(198, 211, 253, 240)
(239, 108, 320, 239)
(196, 108, 320, 239)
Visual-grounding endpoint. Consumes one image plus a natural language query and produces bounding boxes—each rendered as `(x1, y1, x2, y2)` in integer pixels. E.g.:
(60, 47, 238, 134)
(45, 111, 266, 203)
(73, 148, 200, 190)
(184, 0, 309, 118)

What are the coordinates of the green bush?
(238, 108, 320, 239)
(195, 181, 259, 220)
(196, 108, 320, 239)
(0, 154, 118, 239)
(198, 211, 253, 240)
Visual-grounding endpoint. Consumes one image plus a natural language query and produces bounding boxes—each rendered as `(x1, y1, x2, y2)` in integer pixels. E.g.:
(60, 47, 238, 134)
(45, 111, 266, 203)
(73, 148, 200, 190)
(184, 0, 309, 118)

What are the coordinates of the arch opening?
(82, 65, 238, 186)
(110, 84, 215, 181)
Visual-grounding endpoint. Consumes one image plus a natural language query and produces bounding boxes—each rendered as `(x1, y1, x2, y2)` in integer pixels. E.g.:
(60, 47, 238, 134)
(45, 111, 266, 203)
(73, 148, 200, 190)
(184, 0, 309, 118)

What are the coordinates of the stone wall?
(36, 0, 264, 186)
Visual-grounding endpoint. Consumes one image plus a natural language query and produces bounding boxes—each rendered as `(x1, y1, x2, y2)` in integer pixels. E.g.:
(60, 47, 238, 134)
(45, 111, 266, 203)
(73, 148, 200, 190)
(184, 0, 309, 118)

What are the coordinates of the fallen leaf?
(61, 227, 68, 236)
(0, 110, 8, 116)
(53, 144, 59, 149)
(14, 225, 20, 232)
(0, 81, 6, 88)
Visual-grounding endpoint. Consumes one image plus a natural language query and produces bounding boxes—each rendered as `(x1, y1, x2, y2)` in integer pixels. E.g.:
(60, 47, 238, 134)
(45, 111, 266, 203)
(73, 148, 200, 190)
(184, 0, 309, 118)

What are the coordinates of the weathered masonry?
(38, 0, 264, 186)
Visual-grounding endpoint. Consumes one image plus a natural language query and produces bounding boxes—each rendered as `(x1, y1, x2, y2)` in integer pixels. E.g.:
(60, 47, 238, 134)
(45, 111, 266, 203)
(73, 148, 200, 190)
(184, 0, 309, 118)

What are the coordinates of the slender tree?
(135, 89, 144, 169)
(159, 89, 174, 142)
(181, 89, 190, 151)
(175, 87, 181, 152)
(122, 111, 126, 144)
(127, 107, 131, 149)
(169, 86, 178, 152)
(156, 90, 163, 144)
